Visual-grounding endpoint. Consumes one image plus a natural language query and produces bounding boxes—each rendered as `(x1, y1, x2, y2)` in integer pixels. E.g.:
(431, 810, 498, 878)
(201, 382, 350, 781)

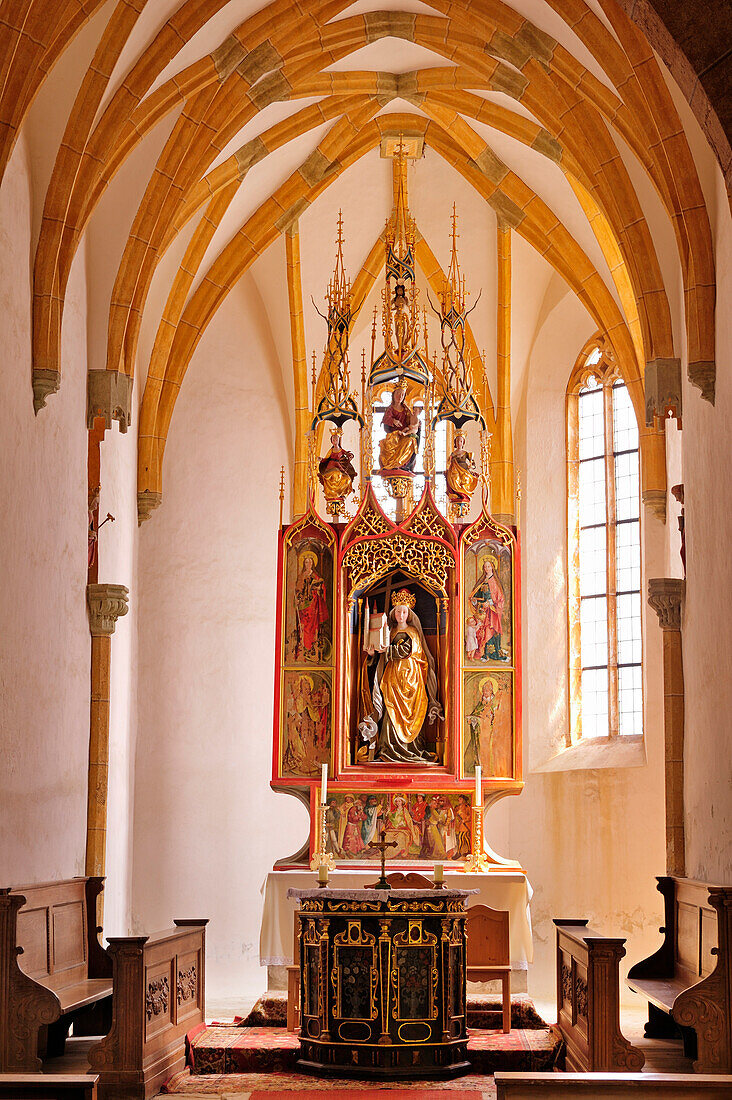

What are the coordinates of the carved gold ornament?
(343, 533, 455, 598)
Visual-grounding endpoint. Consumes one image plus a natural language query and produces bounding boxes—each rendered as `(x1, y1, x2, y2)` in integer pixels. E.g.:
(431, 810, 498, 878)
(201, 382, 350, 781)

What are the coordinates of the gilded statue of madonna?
(359, 588, 443, 762)
(378, 383, 420, 474)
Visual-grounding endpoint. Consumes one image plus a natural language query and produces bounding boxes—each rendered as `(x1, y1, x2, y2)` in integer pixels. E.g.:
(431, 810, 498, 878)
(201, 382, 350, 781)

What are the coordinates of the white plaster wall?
(133, 272, 307, 998)
(0, 135, 90, 883)
(98, 411, 139, 936)
(502, 284, 667, 1004)
(682, 166, 732, 883)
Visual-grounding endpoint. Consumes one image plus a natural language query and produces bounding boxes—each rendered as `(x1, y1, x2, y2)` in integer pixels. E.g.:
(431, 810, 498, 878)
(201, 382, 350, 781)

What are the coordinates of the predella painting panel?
(282, 668, 332, 779)
(324, 790, 473, 863)
(462, 670, 513, 779)
(285, 537, 333, 665)
(463, 538, 513, 666)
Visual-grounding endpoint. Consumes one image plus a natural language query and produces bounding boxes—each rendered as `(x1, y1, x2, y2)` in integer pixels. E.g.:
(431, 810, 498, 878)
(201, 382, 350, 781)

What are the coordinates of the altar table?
(260, 869, 533, 970)
(289, 886, 475, 1077)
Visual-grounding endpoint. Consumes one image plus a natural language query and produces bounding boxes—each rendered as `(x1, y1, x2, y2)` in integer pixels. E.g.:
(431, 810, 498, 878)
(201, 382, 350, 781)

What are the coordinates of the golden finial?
(279, 465, 285, 527)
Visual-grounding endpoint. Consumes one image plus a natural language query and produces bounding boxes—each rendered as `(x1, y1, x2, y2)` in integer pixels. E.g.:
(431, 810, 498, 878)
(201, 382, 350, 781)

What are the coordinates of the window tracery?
(567, 339, 643, 741)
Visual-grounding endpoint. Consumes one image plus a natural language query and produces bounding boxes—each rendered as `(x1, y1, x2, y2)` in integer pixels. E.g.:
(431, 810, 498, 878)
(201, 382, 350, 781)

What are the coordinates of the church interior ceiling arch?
(0, 0, 716, 523)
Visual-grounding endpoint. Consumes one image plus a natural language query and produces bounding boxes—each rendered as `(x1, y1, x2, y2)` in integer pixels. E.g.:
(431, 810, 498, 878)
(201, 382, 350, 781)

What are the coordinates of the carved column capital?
(87, 583, 129, 636)
(87, 370, 132, 433)
(648, 578, 685, 630)
(644, 357, 682, 426)
(33, 369, 60, 414)
(137, 490, 162, 526)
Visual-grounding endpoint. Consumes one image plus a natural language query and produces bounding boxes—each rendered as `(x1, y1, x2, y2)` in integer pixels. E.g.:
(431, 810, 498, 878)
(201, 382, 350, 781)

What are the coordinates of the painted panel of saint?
(281, 669, 331, 778)
(285, 539, 333, 664)
(463, 539, 512, 665)
(462, 670, 513, 778)
(323, 791, 472, 863)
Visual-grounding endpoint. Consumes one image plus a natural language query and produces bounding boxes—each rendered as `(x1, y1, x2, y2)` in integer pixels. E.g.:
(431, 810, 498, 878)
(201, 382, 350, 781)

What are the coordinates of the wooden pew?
(554, 919, 644, 1072)
(88, 919, 207, 1099)
(627, 876, 732, 1072)
(494, 1071, 732, 1098)
(0, 878, 112, 1071)
(0, 1075, 98, 1099)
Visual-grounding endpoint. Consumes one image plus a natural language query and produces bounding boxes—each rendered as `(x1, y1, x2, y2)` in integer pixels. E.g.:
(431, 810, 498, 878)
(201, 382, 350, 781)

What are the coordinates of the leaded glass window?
(568, 342, 643, 741)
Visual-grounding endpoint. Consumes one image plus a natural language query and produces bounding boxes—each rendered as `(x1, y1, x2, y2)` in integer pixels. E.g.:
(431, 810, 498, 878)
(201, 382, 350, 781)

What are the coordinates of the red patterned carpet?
(161, 1016, 563, 1095)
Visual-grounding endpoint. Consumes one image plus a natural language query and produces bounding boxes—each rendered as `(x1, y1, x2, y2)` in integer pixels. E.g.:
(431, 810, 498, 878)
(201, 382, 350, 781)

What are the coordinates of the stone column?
(85, 584, 129, 914)
(647, 578, 685, 875)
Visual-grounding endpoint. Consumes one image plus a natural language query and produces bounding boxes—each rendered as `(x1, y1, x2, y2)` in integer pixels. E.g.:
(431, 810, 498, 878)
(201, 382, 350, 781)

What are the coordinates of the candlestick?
(475, 764, 482, 809)
(320, 763, 328, 807)
(318, 863, 329, 887)
(464, 802, 491, 872)
(433, 863, 444, 886)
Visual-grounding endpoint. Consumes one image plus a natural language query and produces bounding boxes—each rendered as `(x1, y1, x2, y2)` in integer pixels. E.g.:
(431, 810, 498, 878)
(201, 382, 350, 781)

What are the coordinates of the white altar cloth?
(259, 869, 533, 969)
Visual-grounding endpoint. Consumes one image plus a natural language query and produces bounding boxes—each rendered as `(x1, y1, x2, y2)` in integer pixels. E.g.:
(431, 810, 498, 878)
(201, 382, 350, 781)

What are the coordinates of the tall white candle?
(475, 764, 482, 809)
(321, 762, 328, 806)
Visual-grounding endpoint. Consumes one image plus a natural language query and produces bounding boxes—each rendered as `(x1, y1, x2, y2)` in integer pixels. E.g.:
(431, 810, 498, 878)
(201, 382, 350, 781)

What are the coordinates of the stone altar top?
(288, 887, 479, 902)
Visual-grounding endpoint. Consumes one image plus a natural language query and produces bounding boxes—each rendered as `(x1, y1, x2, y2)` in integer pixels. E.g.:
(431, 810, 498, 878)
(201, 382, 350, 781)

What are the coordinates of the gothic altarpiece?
(271, 152, 523, 875)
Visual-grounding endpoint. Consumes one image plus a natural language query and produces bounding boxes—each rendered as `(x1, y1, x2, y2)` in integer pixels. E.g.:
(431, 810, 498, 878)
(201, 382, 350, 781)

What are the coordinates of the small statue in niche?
(318, 427, 356, 514)
(445, 430, 479, 506)
(392, 281, 412, 354)
(379, 383, 420, 474)
(359, 588, 443, 763)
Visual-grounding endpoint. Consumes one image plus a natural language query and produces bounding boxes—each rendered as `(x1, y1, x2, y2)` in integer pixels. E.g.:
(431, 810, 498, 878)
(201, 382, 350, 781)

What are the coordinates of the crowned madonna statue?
(359, 588, 443, 763)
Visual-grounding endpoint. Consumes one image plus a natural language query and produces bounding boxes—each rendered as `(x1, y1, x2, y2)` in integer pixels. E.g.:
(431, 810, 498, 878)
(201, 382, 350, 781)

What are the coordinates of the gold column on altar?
(491, 219, 515, 526)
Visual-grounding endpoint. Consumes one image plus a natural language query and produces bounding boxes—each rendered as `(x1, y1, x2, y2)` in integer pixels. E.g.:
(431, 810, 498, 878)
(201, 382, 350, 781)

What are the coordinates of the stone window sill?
(531, 735, 646, 773)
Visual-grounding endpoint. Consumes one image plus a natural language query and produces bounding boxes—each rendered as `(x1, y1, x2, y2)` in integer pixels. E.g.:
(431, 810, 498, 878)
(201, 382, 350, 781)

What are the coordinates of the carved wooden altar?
(270, 151, 523, 873)
(290, 887, 473, 1077)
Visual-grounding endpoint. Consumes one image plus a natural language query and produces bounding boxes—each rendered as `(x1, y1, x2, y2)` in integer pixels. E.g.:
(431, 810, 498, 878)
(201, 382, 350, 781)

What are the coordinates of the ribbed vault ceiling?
(0, 0, 718, 518)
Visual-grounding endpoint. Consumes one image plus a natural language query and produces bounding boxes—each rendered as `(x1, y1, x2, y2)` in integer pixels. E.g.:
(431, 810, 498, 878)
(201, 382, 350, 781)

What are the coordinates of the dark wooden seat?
(0, 1074, 98, 1099)
(0, 877, 112, 1071)
(466, 903, 511, 1032)
(494, 1071, 732, 1097)
(627, 876, 732, 1072)
(555, 919, 644, 1072)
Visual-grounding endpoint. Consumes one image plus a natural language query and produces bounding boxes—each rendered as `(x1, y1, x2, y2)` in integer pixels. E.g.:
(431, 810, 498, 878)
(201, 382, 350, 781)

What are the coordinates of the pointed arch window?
(567, 340, 643, 741)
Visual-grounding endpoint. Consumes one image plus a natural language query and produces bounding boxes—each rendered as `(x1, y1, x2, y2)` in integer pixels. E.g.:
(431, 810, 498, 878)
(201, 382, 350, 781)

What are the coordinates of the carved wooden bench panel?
(554, 919, 644, 1073)
(627, 876, 732, 1073)
(0, 878, 112, 1072)
(88, 918, 207, 1099)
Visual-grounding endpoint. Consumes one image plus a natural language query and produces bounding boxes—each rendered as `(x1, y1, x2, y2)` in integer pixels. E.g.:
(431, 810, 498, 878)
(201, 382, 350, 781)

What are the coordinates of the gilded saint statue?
(318, 427, 356, 511)
(445, 431, 479, 505)
(359, 588, 443, 763)
(379, 384, 420, 474)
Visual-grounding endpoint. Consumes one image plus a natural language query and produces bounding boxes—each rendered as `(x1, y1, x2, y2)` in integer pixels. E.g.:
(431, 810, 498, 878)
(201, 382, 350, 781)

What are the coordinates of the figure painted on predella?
(359, 588, 442, 763)
(469, 552, 507, 661)
(292, 551, 330, 662)
(323, 791, 470, 862)
(463, 672, 512, 778)
(282, 671, 330, 777)
(379, 384, 420, 473)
